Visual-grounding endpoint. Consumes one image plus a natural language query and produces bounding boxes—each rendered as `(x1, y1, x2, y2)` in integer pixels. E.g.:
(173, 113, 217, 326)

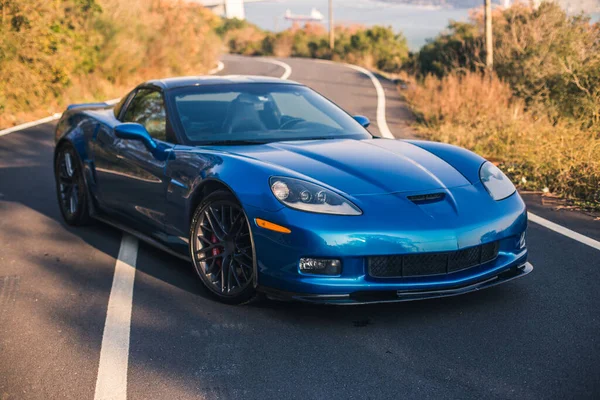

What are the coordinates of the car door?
(109, 88, 176, 238)
(91, 94, 134, 212)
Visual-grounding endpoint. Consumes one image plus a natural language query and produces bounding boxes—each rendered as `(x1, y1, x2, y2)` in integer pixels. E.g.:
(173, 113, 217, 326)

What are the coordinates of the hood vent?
(407, 192, 445, 204)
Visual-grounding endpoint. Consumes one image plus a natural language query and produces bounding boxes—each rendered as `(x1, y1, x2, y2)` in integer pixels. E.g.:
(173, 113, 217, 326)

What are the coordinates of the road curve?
(0, 55, 599, 400)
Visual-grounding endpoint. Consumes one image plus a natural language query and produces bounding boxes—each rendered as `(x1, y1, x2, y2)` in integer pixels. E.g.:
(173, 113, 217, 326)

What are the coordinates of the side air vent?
(407, 193, 445, 204)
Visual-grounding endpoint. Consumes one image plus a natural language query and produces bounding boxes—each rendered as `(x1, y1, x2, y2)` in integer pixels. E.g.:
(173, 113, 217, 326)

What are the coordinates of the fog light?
(299, 258, 341, 275)
(518, 231, 527, 249)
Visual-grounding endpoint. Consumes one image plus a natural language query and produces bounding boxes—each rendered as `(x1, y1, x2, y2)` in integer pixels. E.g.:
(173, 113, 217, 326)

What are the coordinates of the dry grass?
(0, 0, 221, 128)
(404, 72, 600, 208)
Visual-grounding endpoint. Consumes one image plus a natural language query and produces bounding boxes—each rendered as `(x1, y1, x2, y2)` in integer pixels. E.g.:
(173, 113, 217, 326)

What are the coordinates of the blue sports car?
(54, 75, 532, 304)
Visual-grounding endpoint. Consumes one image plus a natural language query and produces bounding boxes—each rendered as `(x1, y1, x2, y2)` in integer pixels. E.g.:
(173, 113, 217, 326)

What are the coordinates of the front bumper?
(258, 262, 533, 304)
(244, 185, 531, 304)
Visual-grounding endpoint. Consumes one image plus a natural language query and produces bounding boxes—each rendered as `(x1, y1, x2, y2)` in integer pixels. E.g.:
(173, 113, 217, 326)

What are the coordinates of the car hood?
(221, 139, 471, 196)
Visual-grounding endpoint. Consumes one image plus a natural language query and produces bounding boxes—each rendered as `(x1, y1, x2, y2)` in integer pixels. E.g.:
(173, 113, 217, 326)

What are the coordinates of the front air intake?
(368, 242, 500, 278)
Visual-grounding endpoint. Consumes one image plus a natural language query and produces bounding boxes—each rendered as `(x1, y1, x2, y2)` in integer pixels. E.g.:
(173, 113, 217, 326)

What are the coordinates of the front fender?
(166, 148, 287, 215)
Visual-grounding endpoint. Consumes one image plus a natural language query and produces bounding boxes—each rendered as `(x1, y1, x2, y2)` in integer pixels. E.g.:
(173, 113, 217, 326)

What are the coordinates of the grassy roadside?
(402, 72, 600, 210)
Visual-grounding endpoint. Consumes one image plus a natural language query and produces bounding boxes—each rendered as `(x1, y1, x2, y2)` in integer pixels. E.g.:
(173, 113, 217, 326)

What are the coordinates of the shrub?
(216, 17, 266, 55)
(413, 21, 484, 77)
(220, 20, 409, 73)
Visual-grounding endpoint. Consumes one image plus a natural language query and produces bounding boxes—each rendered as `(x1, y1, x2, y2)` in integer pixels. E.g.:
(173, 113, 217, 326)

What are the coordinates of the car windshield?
(167, 83, 371, 145)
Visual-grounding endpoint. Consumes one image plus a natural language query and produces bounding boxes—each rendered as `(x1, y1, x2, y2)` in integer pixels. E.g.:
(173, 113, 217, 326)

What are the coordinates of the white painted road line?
(94, 234, 139, 400)
(0, 100, 119, 137)
(286, 58, 395, 139)
(345, 64, 394, 139)
(208, 60, 225, 75)
(528, 212, 600, 251)
(257, 58, 292, 80)
(0, 113, 62, 137)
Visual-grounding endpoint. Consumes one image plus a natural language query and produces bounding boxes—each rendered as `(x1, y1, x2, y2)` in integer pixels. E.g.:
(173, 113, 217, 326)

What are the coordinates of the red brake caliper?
(211, 234, 222, 267)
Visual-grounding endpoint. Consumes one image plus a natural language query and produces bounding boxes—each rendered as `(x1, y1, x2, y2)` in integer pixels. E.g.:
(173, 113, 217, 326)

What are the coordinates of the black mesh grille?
(481, 241, 500, 264)
(368, 242, 499, 278)
(448, 246, 481, 272)
(368, 255, 403, 277)
(404, 252, 447, 276)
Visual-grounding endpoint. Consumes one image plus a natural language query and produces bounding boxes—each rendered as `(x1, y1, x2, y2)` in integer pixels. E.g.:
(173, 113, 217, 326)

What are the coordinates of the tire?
(190, 190, 257, 305)
(54, 143, 91, 226)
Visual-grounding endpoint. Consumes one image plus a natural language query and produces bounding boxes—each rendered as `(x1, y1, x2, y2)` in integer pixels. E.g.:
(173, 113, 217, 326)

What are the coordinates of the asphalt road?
(1, 55, 599, 400)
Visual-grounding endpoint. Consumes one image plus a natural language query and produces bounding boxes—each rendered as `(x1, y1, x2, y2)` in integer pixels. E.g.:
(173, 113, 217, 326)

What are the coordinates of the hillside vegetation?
(0, 0, 220, 127)
(218, 20, 410, 73)
(407, 72, 599, 207)
(405, 3, 599, 208)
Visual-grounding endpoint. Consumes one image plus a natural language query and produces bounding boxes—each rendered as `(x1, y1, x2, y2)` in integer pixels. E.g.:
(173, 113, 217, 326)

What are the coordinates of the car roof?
(144, 75, 302, 90)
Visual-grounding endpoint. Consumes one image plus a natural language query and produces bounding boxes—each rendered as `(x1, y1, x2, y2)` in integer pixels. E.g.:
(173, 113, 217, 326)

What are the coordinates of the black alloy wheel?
(190, 191, 256, 304)
(54, 144, 91, 226)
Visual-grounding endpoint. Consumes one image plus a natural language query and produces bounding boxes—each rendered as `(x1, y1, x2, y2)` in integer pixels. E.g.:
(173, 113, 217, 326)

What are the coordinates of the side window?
(122, 89, 167, 141)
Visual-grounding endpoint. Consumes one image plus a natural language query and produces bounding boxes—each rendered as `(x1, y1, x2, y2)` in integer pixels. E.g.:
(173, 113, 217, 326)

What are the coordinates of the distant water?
(245, 0, 600, 50)
(246, 0, 472, 50)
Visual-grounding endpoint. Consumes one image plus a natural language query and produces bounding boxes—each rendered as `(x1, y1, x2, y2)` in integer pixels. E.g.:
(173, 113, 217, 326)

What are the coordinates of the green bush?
(411, 2, 600, 128)
(413, 21, 483, 77)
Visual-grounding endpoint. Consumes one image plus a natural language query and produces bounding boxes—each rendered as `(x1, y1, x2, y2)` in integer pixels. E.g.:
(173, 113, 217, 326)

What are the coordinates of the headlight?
(479, 161, 516, 200)
(269, 177, 362, 215)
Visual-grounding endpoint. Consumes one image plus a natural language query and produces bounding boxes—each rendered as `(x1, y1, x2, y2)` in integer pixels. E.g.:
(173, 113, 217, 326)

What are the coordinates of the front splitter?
(258, 262, 533, 305)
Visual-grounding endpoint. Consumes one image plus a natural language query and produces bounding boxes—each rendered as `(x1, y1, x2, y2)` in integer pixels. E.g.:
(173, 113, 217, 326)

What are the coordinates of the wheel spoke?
(227, 256, 234, 292)
(240, 252, 253, 262)
(211, 206, 228, 236)
(207, 258, 220, 276)
(236, 258, 253, 269)
(238, 260, 249, 282)
(195, 242, 221, 254)
(221, 255, 227, 293)
(197, 235, 213, 246)
(229, 212, 243, 235)
(204, 210, 224, 240)
(64, 153, 74, 177)
(231, 259, 243, 287)
(60, 158, 69, 179)
(69, 187, 78, 214)
(58, 172, 73, 183)
(198, 253, 223, 263)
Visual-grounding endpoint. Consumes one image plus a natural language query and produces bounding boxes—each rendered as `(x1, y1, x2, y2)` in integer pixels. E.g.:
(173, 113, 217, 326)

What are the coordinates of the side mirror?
(353, 115, 370, 128)
(114, 123, 157, 151)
